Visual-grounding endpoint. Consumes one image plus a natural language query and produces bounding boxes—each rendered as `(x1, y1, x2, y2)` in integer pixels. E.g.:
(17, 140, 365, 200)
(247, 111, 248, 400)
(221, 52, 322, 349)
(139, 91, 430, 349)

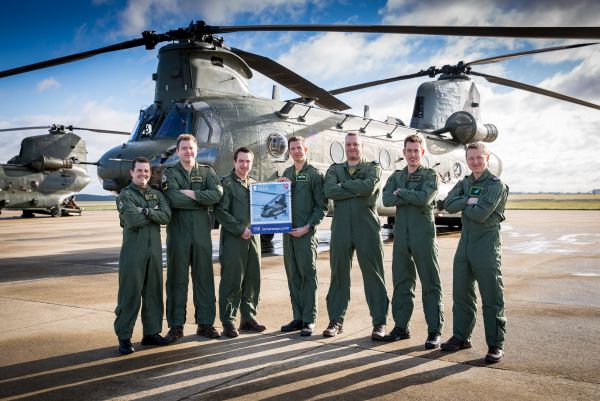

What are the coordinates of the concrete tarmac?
(0, 210, 598, 400)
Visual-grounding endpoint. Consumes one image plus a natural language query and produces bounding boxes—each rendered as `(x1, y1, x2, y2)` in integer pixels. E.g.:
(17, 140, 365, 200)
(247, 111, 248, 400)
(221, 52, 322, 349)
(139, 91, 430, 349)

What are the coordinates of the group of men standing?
(114, 131, 508, 364)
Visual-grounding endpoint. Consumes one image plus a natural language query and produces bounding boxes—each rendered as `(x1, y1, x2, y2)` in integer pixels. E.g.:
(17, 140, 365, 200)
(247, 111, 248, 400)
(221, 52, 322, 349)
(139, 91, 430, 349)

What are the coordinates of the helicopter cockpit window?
(379, 149, 391, 170)
(267, 133, 287, 157)
(207, 117, 222, 143)
(155, 108, 192, 139)
(330, 141, 344, 163)
(130, 105, 159, 141)
(195, 117, 210, 143)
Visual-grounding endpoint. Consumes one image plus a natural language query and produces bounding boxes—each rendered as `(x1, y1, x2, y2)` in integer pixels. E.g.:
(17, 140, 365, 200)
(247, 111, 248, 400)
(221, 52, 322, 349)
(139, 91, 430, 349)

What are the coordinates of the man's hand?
(467, 197, 479, 205)
(180, 189, 196, 200)
(241, 227, 253, 240)
(278, 177, 290, 182)
(289, 224, 311, 238)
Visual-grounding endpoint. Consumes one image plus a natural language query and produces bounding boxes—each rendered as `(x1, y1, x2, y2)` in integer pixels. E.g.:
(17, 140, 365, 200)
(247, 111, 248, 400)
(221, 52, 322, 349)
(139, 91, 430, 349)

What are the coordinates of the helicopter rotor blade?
(465, 42, 599, 67)
(0, 125, 130, 135)
(0, 126, 52, 132)
(0, 37, 159, 79)
(208, 24, 600, 39)
(230, 47, 350, 110)
(469, 70, 600, 111)
(329, 69, 433, 95)
(68, 126, 130, 135)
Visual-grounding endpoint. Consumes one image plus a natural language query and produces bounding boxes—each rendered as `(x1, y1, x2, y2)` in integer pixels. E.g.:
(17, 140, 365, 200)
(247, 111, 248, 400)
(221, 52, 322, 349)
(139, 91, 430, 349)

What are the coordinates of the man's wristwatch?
(141, 208, 149, 217)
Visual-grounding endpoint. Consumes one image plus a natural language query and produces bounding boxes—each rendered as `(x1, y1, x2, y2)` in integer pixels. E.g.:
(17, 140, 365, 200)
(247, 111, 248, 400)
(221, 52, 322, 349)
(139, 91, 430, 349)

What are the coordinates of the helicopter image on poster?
(0, 124, 127, 217)
(1, 22, 598, 227)
(259, 193, 288, 219)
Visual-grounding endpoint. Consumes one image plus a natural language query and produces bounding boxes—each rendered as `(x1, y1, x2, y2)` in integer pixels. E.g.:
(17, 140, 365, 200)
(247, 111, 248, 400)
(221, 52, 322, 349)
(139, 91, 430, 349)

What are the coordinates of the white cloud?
(36, 77, 61, 92)
(116, 0, 317, 36)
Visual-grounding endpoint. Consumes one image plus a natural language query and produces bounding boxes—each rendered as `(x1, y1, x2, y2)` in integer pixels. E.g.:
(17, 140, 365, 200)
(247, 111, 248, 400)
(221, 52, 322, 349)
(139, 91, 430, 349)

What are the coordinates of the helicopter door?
(261, 129, 289, 180)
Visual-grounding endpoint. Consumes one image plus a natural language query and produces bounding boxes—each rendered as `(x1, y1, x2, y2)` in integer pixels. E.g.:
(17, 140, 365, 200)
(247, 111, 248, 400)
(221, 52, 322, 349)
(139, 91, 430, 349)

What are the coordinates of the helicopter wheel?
(50, 207, 62, 217)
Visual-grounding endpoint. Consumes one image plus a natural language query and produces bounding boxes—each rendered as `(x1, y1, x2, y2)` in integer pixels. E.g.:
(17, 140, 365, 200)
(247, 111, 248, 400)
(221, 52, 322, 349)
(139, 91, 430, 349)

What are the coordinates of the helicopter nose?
(97, 147, 130, 192)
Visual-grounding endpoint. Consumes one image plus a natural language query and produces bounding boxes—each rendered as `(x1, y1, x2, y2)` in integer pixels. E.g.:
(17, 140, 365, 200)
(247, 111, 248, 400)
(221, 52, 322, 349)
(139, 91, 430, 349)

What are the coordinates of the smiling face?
(130, 161, 151, 189)
(345, 134, 362, 164)
(289, 139, 308, 164)
(466, 147, 489, 177)
(176, 140, 197, 167)
(403, 140, 424, 171)
(234, 150, 253, 179)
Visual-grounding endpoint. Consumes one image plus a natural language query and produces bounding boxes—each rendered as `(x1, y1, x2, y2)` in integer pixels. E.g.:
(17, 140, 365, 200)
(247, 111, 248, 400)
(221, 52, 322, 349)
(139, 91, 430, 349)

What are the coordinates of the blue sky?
(1, 0, 599, 194)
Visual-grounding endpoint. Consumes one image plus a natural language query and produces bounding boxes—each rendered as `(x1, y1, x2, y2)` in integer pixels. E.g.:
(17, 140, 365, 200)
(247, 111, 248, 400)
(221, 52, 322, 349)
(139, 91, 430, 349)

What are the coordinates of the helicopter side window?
(330, 141, 344, 163)
(195, 116, 210, 143)
(379, 149, 391, 170)
(267, 133, 287, 157)
(207, 117, 222, 143)
(155, 109, 192, 139)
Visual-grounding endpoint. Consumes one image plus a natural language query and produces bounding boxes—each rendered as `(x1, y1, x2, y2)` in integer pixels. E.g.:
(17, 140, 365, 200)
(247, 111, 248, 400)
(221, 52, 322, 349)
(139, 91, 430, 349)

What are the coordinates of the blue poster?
(250, 181, 292, 234)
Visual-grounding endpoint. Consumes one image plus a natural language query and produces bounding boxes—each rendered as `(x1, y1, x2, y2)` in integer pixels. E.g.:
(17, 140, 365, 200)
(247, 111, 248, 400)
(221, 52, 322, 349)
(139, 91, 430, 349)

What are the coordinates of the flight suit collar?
(344, 158, 367, 172)
(293, 160, 310, 175)
(176, 160, 199, 184)
(404, 164, 424, 175)
(230, 169, 251, 187)
(469, 168, 492, 184)
(127, 182, 148, 195)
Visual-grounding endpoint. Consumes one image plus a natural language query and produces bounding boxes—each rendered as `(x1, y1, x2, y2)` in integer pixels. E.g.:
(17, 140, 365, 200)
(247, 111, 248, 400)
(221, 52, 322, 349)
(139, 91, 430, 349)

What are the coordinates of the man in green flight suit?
(322, 133, 389, 340)
(114, 157, 172, 355)
(441, 142, 508, 364)
(279, 136, 327, 336)
(214, 147, 266, 338)
(162, 134, 223, 341)
(382, 134, 444, 349)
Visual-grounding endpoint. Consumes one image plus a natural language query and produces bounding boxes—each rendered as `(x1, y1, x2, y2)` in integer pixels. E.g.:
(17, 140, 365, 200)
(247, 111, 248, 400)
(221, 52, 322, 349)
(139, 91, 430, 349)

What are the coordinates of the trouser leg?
(296, 233, 319, 324)
(166, 238, 191, 327)
(326, 228, 353, 323)
(452, 244, 477, 341)
(141, 256, 164, 336)
(114, 259, 145, 340)
(219, 235, 245, 324)
(412, 241, 444, 334)
(472, 236, 506, 349)
(391, 237, 416, 329)
(283, 234, 302, 321)
(240, 237, 261, 321)
(355, 236, 389, 326)
(191, 233, 216, 326)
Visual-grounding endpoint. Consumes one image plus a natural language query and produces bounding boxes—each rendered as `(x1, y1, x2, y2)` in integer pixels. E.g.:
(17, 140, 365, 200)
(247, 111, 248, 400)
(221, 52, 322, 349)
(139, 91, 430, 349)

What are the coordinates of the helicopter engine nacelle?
(444, 111, 498, 144)
(30, 156, 74, 171)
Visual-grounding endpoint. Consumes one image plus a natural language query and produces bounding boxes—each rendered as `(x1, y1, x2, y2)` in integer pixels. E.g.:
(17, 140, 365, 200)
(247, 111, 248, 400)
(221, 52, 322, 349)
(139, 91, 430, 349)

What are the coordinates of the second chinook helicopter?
(1, 22, 598, 226)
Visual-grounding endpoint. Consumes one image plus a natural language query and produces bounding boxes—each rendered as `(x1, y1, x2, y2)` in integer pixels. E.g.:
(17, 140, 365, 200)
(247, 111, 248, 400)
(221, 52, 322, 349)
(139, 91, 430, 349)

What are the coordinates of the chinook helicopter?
(0, 124, 128, 217)
(1, 22, 599, 227)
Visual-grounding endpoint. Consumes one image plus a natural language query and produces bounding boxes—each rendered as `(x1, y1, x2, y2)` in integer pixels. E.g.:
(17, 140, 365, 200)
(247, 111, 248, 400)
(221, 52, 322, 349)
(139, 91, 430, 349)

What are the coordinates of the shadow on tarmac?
(0, 332, 474, 400)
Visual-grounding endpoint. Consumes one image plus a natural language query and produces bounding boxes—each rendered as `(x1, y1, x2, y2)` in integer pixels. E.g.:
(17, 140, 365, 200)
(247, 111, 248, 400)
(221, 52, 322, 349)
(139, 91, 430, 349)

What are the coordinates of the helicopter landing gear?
(21, 210, 35, 218)
(50, 207, 62, 217)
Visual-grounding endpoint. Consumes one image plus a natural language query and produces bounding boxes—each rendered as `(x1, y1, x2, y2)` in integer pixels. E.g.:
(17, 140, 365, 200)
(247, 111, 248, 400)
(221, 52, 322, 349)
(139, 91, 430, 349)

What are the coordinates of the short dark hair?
(176, 134, 197, 149)
(287, 136, 305, 148)
(404, 134, 423, 148)
(466, 142, 489, 155)
(234, 146, 254, 161)
(131, 156, 151, 171)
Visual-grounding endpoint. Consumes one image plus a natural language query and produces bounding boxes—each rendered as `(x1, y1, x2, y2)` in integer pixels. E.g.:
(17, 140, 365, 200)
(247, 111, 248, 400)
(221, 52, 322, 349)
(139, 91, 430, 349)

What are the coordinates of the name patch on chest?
(296, 174, 308, 182)
(191, 175, 203, 183)
(469, 186, 484, 197)
(145, 193, 158, 201)
(408, 174, 422, 182)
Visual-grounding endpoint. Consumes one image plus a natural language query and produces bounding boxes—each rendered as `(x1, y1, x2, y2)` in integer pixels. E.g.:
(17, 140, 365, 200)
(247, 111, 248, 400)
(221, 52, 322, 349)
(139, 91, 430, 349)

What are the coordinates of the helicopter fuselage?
(97, 40, 502, 220)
